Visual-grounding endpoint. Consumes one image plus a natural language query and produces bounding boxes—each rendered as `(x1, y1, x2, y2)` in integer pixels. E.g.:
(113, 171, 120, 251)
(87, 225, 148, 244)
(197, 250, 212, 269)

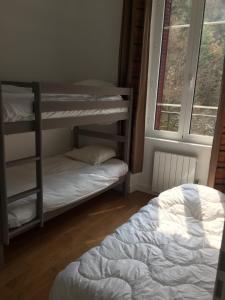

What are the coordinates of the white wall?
(5, 130, 73, 161)
(0, 0, 123, 82)
(130, 137, 212, 194)
(0, 0, 123, 159)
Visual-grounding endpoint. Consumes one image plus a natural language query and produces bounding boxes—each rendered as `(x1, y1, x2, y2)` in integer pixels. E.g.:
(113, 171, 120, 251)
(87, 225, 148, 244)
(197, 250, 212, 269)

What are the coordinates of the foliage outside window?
(150, 0, 225, 143)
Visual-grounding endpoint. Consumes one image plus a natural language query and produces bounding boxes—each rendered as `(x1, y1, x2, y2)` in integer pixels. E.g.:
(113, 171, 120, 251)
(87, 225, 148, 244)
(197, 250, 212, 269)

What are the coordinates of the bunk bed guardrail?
(3, 82, 132, 134)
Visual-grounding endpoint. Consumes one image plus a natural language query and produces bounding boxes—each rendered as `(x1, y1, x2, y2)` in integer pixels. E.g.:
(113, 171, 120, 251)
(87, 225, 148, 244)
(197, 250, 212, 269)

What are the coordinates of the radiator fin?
(152, 151, 197, 193)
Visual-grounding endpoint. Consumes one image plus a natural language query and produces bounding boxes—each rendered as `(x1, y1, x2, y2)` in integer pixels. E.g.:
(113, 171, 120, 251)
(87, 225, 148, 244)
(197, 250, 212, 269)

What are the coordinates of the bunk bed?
(0, 81, 133, 264)
(50, 184, 225, 300)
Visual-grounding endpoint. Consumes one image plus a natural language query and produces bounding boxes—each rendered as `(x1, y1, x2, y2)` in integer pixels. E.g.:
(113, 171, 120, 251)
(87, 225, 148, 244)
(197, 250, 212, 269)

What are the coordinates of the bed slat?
(9, 219, 41, 239)
(7, 188, 40, 204)
(6, 156, 40, 168)
(78, 129, 126, 142)
(4, 121, 35, 135)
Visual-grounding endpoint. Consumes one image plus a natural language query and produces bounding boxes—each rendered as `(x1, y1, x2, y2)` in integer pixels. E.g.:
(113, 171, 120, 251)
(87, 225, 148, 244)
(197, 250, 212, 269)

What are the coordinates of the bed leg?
(0, 244, 4, 267)
(123, 176, 130, 197)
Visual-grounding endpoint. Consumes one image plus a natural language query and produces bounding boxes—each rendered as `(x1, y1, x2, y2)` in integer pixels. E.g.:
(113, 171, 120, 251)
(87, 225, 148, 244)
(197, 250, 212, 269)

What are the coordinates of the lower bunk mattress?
(7, 155, 128, 229)
(50, 184, 225, 300)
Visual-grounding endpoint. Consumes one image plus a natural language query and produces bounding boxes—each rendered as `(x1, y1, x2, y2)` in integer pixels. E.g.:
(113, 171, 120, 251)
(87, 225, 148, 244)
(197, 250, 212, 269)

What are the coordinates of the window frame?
(147, 0, 215, 145)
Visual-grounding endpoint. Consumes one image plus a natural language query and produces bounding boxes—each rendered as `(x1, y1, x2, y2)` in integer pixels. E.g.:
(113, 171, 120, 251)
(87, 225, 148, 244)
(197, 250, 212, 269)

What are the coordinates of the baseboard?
(129, 183, 157, 196)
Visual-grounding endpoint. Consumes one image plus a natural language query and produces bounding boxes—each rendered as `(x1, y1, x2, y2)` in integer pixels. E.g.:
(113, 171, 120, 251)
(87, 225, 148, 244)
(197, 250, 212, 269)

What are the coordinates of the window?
(148, 0, 225, 144)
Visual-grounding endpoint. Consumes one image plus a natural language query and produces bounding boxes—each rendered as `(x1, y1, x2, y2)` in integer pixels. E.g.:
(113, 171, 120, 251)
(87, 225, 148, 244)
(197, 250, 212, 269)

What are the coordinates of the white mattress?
(7, 156, 128, 229)
(50, 184, 225, 300)
(2, 86, 126, 122)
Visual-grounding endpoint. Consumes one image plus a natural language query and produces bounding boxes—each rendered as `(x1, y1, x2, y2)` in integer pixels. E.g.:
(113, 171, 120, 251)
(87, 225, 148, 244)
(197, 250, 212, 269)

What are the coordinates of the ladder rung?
(6, 156, 40, 168)
(8, 188, 40, 204)
(9, 219, 41, 239)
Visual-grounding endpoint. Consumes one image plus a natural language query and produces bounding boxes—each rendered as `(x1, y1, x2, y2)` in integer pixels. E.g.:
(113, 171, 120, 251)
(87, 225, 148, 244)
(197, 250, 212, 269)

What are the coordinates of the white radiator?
(152, 151, 197, 193)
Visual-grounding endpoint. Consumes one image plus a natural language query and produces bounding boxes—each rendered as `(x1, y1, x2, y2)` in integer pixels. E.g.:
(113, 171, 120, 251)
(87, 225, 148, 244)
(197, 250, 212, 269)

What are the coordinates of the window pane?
(156, 103, 180, 131)
(170, 0, 192, 25)
(155, 0, 192, 132)
(204, 0, 225, 22)
(190, 0, 225, 136)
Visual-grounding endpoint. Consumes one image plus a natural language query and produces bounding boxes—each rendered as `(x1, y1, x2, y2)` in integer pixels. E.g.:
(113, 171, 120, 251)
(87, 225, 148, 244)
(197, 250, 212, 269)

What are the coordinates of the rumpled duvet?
(50, 184, 225, 300)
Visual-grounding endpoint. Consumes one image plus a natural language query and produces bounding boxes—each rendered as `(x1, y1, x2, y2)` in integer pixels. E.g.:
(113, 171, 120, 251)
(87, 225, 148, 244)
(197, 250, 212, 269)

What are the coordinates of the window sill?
(145, 136, 212, 149)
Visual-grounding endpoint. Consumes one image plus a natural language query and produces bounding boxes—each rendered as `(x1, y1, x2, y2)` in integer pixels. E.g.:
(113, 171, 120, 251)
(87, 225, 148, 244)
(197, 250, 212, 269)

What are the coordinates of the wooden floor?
(0, 191, 151, 300)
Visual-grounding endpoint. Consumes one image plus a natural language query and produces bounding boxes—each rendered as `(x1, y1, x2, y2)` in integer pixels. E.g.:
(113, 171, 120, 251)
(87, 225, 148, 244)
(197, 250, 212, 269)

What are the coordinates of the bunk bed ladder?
(122, 89, 133, 196)
(0, 82, 9, 263)
(33, 82, 44, 227)
(0, 82, 44, 262)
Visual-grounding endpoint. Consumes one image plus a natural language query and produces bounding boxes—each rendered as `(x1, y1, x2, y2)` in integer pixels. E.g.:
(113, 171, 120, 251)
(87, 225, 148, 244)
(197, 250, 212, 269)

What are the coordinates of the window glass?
(190, 0, 225, 136)
(204, 0, 225, 22)
(154, 0, 192, 132)
(170, 0, 192, 25)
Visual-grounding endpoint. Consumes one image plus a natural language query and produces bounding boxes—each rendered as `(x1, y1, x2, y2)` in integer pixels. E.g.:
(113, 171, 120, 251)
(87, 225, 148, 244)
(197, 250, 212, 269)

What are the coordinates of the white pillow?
(73, 79, 122, 101)
(65, 145, 116, 165)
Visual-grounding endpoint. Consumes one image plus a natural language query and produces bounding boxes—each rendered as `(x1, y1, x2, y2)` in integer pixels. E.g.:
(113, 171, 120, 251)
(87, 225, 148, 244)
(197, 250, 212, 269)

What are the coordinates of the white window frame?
(147, 0, 216, 145)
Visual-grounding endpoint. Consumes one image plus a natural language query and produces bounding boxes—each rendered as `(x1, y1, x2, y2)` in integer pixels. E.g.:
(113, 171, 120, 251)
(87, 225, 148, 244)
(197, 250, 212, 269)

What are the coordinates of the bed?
(0, 80, 133, 265)
(7, 155, 128, 229)
(50, 184, 225, 300)
(2, 84, 127, 123)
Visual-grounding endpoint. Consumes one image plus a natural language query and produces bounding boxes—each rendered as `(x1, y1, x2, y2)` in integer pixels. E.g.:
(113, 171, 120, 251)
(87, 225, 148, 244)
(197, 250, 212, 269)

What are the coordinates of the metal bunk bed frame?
(0, 81, 133, 265)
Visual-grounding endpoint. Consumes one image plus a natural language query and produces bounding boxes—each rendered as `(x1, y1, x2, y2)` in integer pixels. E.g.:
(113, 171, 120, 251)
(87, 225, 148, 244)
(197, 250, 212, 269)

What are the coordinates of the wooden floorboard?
(0, 190, 151, 300)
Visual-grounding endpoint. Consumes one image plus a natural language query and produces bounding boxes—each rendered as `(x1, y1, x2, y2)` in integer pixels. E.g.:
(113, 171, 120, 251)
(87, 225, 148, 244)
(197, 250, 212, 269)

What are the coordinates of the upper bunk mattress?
(7, 155, 128, 229)
(50, 184, 225, 300)
(2, 88, 127, 122)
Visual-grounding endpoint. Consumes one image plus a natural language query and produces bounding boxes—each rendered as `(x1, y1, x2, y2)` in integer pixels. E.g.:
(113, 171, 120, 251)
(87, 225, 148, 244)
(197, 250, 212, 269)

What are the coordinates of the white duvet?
(2, 85, 125, 122)
(7, 156, 128, 228)
(50, 184, 225, 300)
